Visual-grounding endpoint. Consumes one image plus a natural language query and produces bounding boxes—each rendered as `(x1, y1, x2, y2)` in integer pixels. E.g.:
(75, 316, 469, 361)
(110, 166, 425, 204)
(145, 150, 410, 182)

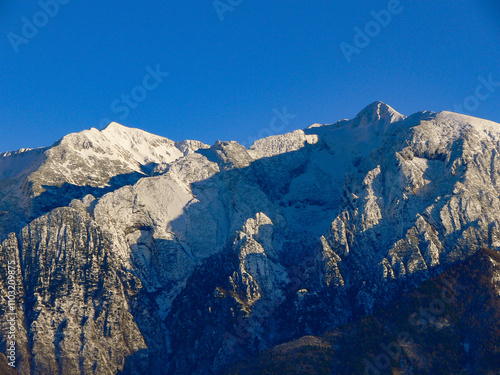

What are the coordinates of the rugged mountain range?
(1, 102, 500, 374)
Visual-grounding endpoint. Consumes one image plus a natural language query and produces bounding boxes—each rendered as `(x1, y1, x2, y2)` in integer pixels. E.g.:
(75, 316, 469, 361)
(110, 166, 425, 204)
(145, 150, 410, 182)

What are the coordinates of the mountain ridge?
(1, 102, 500, 374)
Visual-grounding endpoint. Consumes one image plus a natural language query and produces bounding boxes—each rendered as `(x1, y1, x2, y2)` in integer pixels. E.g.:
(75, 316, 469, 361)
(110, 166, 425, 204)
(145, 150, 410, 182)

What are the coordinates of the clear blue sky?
(1, 0, 500, 152)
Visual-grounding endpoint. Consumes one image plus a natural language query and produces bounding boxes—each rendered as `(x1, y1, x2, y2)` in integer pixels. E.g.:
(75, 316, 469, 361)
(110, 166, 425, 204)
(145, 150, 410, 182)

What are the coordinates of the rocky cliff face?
(1, 102, 500, 374)
(226, 248, 500, 374)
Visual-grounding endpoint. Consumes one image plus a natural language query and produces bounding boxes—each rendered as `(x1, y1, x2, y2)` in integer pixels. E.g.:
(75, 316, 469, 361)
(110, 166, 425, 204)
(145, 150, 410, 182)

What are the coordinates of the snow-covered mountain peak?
(305, 102, 406, 140)
(352, 101, 406, 128)
(54, 122, 183, 168)
(100, 121, 128, 131)
(101, 121, 166, 142)
(0, 122, 186, 236)
(100, 121, 174, 147)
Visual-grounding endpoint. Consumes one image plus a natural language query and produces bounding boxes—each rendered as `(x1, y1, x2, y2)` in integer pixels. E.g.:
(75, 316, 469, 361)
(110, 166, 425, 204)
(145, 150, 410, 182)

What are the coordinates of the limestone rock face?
(0, 206, 146, 374)
(247, 129, 318, 159)
(1, 102, 500, 374)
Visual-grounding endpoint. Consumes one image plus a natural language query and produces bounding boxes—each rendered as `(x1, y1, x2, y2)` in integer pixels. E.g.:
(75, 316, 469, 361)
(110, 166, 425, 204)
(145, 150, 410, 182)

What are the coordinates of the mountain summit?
(1, 103, 500, 374)
(352, 100, 406, 127)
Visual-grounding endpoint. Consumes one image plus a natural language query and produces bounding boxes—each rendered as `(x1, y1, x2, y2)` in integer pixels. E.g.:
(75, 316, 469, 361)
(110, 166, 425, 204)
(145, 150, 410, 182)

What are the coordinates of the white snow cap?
(352, 101, 406, 128)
